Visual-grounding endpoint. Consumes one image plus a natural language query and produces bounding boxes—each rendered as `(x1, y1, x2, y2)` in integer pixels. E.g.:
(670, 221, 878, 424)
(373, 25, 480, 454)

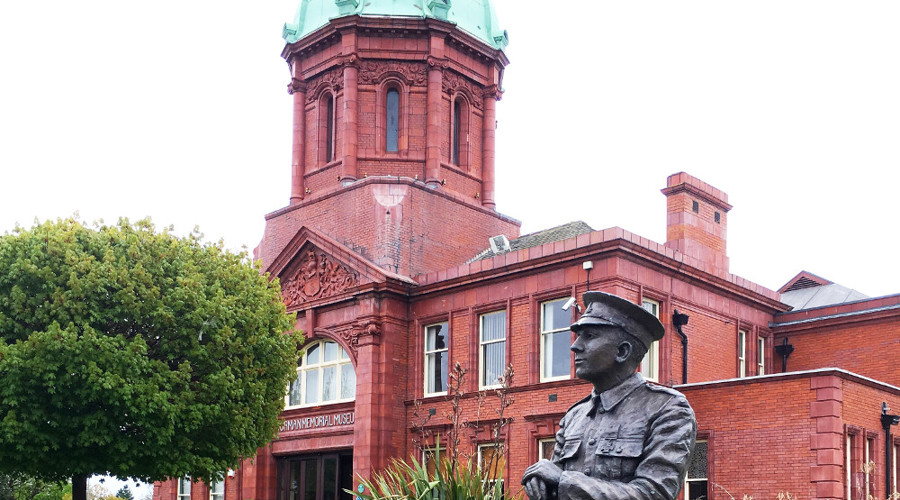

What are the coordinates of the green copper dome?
(283, 0, 508, 50)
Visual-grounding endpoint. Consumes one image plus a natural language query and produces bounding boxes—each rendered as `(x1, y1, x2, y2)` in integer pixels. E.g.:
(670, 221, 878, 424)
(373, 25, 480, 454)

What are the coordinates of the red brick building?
(155, 2, 900, 500)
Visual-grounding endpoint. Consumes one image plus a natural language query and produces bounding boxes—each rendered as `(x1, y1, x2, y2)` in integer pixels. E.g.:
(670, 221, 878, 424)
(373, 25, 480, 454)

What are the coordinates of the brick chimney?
(661, 172, 733, 274)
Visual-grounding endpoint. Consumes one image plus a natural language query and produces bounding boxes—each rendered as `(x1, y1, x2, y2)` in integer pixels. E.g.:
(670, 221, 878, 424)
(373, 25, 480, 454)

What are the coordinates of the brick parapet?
(412, 227, 783, 306)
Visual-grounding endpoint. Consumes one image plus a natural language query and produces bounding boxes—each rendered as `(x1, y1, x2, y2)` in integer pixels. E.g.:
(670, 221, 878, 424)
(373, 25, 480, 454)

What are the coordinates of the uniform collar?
(594, 372, 645, 413)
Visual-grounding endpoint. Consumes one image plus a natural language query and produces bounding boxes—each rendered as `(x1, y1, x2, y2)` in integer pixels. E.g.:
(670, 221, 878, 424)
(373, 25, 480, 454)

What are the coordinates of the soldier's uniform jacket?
(551, 373, 697, 500)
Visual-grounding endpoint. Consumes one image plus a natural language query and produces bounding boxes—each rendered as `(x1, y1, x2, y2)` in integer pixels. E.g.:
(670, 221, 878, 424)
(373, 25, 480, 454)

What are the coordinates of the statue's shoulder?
(643, 382, 690, 403)
(563, 394, 593, 417)
(644, 382, 682, 396)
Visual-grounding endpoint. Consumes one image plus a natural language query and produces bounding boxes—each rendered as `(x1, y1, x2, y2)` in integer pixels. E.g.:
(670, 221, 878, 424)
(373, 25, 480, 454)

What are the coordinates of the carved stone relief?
(442, 71, 484, 110)
(282, 248, 359, 307)
(305, 68, 344, 104)
(314, 320, 381, 354)
(358, 61, 428, 86)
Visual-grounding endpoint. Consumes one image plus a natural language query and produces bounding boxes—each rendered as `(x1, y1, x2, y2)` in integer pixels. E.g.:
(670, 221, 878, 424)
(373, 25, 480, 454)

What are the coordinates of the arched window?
(286, 340, 356, 408)
(451, 96, 468, 167)
(325, 94, 335, 162)
(453, 99, 462, 165)
(386, 88, 400, 152)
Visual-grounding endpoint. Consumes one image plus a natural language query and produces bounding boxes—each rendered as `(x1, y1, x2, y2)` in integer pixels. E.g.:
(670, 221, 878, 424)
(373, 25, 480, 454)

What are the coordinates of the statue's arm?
(522, 416, 568, 500)
(557, 398, 697, 500)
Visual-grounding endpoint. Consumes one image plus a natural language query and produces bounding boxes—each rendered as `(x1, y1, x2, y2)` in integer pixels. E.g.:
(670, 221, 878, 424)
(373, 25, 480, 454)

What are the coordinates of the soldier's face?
(570, 325, 626, 384)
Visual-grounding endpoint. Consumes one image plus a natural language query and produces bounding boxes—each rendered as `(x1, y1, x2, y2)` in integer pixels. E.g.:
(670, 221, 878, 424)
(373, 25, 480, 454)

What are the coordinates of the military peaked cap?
(570, 291, 665, 349)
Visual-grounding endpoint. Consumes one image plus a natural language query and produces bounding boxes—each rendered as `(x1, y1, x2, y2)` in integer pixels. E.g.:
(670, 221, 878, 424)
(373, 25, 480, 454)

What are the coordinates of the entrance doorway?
(277, 452, 353, 500)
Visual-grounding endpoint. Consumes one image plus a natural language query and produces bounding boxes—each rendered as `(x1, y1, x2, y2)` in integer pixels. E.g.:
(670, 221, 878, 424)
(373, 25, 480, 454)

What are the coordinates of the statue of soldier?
(521, 291, 696, 500)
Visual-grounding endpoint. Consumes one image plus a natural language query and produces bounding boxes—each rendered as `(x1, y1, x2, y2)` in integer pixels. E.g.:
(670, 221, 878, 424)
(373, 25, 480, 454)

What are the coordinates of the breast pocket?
(557, 437, 582, 471)
(594, 437, 643, 479)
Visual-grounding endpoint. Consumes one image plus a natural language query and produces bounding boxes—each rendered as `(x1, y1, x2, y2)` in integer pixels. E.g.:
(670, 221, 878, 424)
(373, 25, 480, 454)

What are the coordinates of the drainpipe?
(881, 403, 899, 497)
(672, 310, 689, 385)
(774, 337, 794, 373)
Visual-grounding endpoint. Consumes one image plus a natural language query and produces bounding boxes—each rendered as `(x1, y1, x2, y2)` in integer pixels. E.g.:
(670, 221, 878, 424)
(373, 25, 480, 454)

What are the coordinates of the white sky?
(1, 1, 899, 303)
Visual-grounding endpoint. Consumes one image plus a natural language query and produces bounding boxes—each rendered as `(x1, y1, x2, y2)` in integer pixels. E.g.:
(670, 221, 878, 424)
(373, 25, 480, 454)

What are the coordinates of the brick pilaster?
(810, 375, 844, 500)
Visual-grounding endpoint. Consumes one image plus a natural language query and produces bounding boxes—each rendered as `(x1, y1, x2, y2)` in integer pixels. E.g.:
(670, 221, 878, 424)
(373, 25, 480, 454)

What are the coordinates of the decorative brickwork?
(281, 248, 359, 307)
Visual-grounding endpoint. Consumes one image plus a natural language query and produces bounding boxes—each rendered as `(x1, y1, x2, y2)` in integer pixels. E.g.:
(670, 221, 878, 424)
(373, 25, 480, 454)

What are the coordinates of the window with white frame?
(480, 311, 506, 388)
(541, 298, 571, 381)
(286, 340, 356, 408)
(538, 438, 556, 461)
(685, 440, 708, 500)
(209, 479, 224, 500)
(177, 477, 191, 500)
(423, 446, 443, 477)
(757, 336, 766, 375)
(738, 330, 747, 378)
(639, 299, 660, 382)
(478, 444, 505, 493)
(424, 322, 449, 396)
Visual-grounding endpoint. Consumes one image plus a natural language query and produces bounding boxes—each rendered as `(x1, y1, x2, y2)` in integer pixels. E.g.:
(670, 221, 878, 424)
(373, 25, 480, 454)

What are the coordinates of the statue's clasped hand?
(521, 459, 562, 500)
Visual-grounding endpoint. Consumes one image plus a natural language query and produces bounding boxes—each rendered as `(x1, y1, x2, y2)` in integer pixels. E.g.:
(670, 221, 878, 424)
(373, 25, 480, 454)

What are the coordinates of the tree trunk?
(72, 474, 88, 500)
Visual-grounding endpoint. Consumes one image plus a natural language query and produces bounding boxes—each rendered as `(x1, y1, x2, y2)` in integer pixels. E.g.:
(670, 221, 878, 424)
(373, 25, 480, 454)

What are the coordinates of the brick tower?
(257, 0, 520, 278)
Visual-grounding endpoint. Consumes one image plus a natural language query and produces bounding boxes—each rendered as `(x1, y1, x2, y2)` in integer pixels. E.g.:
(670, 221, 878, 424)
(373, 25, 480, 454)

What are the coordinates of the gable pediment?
(267, 226, 415, 309)
(280, 245, 366, 308)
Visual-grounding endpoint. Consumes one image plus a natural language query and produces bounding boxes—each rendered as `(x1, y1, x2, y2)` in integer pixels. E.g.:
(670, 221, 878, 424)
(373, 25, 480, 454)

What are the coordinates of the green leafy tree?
(0, 219, 300, 500)
(113, 487, 132, 500)
(0, 473, 70, 500)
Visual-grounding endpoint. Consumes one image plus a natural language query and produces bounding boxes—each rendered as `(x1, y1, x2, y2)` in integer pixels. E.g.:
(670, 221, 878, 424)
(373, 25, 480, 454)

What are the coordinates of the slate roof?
(780, 282, 869, 311)
(469, 221, 594, 262)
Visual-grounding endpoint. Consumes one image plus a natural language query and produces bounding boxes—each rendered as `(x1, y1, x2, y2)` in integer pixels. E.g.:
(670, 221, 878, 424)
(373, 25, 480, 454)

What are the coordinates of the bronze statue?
(522, 291, 696, 500)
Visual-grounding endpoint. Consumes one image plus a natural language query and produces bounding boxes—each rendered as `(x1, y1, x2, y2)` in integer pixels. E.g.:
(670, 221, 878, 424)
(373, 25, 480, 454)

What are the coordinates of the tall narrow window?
(480, 311, 506, 388)
(452, 99, 462, 165)
(865, 435, 875, 500)
(286, 340, 356, 408)
(684, 440, 708, 500)
(425, 322, 449, 396)
(757, 336, 766, 375)
(177, 477, 191, 500)
(541, 298, 571, 381)
(640, 299, 660, 382)
(847, 434, 853, 500)
(892, 442, 898, 495)
(738, 330, 747, 378)
(209, 479, 224, 500)
(386, 88, 399, 152)
(325, 95, 335, 162)
(848, 430, 862, 500)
